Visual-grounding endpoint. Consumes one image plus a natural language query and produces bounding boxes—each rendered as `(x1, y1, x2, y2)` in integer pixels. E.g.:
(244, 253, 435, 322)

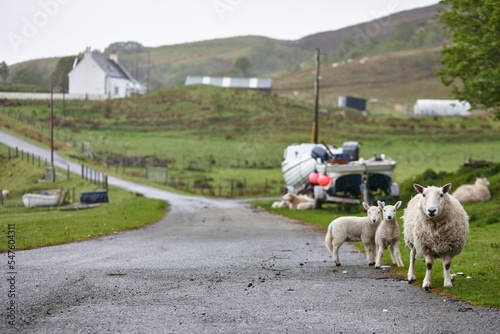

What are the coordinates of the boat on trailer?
(281, 142, 399, 207)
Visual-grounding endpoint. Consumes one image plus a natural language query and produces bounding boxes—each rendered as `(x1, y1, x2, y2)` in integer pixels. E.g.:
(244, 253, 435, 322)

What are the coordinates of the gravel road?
(1, 131, 499, 333)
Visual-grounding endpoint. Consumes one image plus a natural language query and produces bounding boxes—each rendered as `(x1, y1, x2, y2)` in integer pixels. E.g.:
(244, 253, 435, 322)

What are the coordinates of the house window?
(114, 86, 119, 95)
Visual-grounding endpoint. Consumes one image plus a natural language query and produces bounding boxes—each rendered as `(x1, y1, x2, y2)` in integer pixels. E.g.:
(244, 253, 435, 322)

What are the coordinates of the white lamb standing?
(403, 183, 469, 291)
(282, 193, 315, 210)
(375, 200, 404, 269)
(325, 202, 381, 266)
(452, 177, 491, 203)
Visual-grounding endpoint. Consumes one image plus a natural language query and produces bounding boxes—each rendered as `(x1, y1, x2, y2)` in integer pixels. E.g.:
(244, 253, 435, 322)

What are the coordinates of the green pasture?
(254, 163, 500, 308)
(1, 86, 499, 198)
(0, 148, 167, 252)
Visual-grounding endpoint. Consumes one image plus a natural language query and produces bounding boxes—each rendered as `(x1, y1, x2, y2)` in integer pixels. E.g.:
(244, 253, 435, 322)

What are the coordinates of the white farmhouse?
(68, 47, 146, 98)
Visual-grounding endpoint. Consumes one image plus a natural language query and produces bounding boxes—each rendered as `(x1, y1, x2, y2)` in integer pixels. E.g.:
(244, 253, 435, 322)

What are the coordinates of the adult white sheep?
(325, 202, 381, 266)
(452, 177, 491, 203)
(1, 189, 9, 199)
(403, 183, 469, 291)
(282, 193, 315, 210)
(375, 201, 404, 269)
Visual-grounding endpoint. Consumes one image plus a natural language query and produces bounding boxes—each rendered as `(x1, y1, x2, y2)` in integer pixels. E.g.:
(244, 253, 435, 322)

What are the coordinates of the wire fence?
(2, 111, 283, 197)
(3, 146, 107, 188)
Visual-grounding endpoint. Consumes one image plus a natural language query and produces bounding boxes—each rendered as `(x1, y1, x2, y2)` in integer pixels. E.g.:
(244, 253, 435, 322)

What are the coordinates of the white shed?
(413, 99, 471, 116)
(68, 48, 146, 98)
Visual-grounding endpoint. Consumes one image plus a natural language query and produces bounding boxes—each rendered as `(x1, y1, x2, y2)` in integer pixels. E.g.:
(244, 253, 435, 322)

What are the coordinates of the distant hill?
(143, 36, 311, 87)
(293, 4, 442, 54)
(4, 4, 447, 93)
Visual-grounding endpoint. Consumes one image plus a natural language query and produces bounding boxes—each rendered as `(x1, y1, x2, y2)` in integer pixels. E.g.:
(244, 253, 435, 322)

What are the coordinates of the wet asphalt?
(1, 131, 499, 333)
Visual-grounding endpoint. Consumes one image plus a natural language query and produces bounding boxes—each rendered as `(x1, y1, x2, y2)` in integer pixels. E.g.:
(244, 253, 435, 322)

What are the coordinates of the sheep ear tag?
(442, 183, 452, 194)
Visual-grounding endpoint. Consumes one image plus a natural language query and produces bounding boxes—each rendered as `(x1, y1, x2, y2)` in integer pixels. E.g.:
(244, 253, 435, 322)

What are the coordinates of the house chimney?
(109, 50, 118, 63)
(83, 46, 92, 58)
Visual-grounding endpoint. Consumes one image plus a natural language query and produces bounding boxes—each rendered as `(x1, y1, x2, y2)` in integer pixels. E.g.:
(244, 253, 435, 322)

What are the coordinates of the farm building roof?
(185, 76, 272, 90)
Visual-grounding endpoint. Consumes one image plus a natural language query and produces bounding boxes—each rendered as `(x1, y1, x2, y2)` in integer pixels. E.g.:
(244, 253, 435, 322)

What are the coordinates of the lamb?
(325, 202, 382, 266)
(452, 177, 491, 203)
(375, 201, 404, 269)
(282, 193, 315, 210)
(403, 183, 469, 290)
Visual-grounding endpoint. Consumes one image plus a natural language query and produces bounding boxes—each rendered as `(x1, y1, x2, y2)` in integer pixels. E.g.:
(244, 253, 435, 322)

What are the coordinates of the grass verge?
(0, 146, 167, 252)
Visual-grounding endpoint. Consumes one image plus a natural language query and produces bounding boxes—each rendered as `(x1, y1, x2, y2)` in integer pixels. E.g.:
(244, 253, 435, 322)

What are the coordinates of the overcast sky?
(1, 0, 440, 65)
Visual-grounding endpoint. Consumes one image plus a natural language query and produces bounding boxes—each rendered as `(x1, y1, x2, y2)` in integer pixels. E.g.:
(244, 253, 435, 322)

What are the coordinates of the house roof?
(73, 52, 143, 88)
(91, 55, 131, 79)
(185, 76, 272, 89)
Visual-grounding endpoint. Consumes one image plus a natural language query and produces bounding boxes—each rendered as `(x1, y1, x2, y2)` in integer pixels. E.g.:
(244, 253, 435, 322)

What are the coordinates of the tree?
(11, 66, 47, 89)
(0, 61, 9, 84)
(234, 57, 252, 77)
(438, 0, 500, 118)
(51, 56, 75, 92)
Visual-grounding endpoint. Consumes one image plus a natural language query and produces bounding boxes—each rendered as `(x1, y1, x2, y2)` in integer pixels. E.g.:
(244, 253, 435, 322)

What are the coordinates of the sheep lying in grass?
(271, 200, 292, 209)
(375, 201, 404, 269)
(282, 193, 315, 210)
(325, 202, 381, 266)
(452, 177, 491, 203)
(403, 183, 469, 291)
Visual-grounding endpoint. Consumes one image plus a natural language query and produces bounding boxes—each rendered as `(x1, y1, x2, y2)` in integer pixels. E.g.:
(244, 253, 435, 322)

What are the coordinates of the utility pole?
(312, 48, 320, 144)
(62, 75, 66, 116)
(50, 85, 55, 182)
(147, 49, 151, 92)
